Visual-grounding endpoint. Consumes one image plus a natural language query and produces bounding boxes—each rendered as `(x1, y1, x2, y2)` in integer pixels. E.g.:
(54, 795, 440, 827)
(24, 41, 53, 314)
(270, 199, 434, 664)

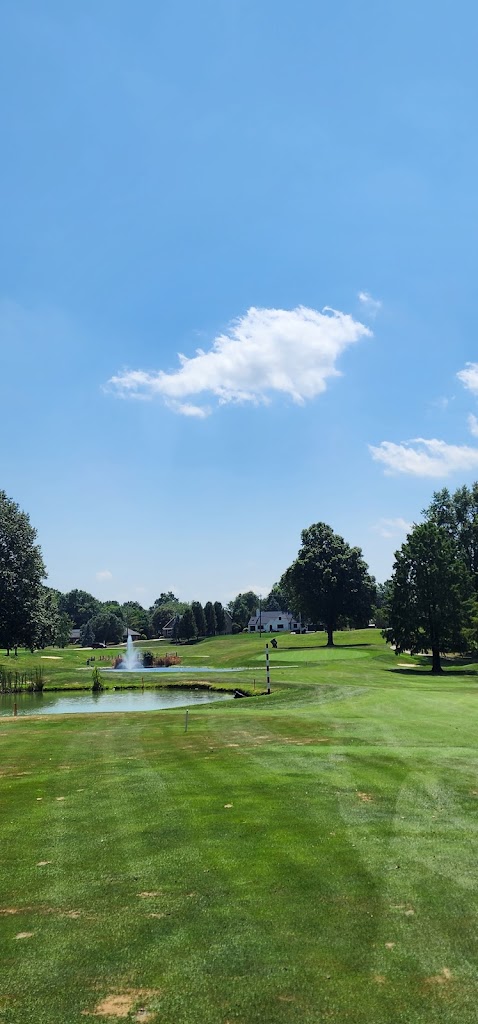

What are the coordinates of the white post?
(185, 709, 189, 732)
(265, 643, 271, 694)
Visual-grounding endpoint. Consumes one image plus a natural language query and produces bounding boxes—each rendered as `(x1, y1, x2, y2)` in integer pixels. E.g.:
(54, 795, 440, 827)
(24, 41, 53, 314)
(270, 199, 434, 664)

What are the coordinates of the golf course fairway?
(1, 630, 477, 1023)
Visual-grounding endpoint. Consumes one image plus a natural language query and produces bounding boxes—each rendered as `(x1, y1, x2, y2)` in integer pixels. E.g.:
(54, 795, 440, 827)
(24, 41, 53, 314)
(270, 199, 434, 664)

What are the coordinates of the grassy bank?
(1, 632, 478, 1022)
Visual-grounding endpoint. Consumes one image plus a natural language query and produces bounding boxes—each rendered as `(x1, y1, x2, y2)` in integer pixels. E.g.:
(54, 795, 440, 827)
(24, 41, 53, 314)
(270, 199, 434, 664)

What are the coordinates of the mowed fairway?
(1, 632, 478, 1023)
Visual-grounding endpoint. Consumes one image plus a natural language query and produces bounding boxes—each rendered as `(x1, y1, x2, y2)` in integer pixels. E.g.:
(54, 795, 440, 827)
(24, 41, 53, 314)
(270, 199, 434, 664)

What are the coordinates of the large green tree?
(59, 589, 100, 627)
(281, 523, 375, 647)
(0, 491, 46, 654)
(424, 483, 478, 586)
(385, 522, 471, 673)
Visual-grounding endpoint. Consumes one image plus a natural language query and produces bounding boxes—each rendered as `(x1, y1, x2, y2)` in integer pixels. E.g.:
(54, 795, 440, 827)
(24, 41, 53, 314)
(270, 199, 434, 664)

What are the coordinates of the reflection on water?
(0, 688, 233, 717)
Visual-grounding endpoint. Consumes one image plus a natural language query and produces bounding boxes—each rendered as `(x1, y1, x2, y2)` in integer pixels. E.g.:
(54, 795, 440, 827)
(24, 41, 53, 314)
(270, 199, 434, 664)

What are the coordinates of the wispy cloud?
(96, 570, 113, 582)
(457, 362, 478, 394)
(358, 291, 382, 317)
(369, 438, 478, 477)
(430, 395, 454, 411)
(373, 516, 412, 539)
(468, 413, 478, 438)
(106, 305, 371, 416)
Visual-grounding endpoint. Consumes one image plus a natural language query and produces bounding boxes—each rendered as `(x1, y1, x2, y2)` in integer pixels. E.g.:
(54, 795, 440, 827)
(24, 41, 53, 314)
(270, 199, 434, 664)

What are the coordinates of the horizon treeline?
(46, 584, 290, 646)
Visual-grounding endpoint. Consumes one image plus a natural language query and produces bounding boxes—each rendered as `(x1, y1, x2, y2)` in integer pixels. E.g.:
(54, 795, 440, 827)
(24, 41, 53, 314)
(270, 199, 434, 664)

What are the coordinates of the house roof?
(247, 610, 295, 625)
(162, 615, 179, 629)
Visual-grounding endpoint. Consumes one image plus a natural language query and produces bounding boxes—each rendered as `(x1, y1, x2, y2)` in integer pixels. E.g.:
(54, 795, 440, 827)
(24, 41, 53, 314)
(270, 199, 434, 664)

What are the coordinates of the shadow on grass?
(389, 667, 478, 677)
(280, 643, 372, 652)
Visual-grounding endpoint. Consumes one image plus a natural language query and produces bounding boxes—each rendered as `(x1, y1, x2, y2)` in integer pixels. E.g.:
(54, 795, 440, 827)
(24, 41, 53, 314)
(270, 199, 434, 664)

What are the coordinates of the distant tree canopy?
(151, 601, 188, 635)
(87, 611, 124, 646)
(204, 601, 217, 636)
(370, 580, 393, 629)
(424, 484, 478, 586)
(192, 601, 207, 636)
(228, 592, 259, 629)
(79, 621, 95, 647)
(263, 583, 288, 612)
(385, 521, 471, 673)
(102, 601, 124, 620)
(121, 601, 152, 637)
(151, 592, 178, 609)
(59, 589, 101, 628)
(34, 586, 72, 649)
(281, 523, 375, 647)
(0, 490, 46, 654)
(179, 608, 197, 640)
(214, 601, 226, 634)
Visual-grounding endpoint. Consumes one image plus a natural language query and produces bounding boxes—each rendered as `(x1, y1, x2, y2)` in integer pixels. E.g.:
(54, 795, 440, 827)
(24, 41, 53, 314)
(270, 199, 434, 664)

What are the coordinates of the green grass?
(1, 631, 478, 1022)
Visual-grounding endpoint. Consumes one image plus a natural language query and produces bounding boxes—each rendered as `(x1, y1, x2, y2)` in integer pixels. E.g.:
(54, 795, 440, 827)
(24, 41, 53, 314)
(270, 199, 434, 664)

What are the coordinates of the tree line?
(3, 484, 478, 670)
(383, 484, 478, 672)
(0, 490, 288, 651)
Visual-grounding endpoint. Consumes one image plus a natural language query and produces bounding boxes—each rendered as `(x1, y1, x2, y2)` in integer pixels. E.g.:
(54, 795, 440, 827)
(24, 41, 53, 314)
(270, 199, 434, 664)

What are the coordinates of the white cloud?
(373, 517, 412, 539)
(358, 291, 382, 317)
(457, 362, 478, 394)
(374, 516, 411, 540)
(96, 570, 113, 582)
(168, 401, 212, 418)
(106, 305, 371, 415)
(430, 395, 454, 411)
(468, 413, 478, 438)
(369, 437, 478, 477)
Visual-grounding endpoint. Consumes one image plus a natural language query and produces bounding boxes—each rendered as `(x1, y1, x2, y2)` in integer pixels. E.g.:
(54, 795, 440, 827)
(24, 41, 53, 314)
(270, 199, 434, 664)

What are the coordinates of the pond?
(0, 688, 234, 717)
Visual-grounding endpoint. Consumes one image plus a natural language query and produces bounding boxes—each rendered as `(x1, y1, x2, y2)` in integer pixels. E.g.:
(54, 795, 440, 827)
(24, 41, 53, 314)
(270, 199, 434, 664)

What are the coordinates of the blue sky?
(2, 0, 478, 606)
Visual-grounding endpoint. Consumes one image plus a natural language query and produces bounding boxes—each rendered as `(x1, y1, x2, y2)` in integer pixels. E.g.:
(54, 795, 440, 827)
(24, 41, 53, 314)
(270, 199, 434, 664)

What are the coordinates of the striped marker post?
(265, 643, 271, 694)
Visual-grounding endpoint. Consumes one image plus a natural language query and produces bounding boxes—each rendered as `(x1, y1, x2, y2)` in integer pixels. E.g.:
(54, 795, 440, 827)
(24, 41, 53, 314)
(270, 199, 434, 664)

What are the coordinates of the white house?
(247, 609, 304, 633)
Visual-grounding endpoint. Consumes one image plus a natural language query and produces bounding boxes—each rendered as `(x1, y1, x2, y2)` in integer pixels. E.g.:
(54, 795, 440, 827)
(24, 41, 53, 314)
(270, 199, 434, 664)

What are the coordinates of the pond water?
(108, 665, 244, 674)
(0, 688, 234, 717)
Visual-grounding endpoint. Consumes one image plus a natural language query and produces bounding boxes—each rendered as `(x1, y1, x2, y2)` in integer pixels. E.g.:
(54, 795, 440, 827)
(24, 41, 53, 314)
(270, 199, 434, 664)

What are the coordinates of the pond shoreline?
(23, 680, 262, 696)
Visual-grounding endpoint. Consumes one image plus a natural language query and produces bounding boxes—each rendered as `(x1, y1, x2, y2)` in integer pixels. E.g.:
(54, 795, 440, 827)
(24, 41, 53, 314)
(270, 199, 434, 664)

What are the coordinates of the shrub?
(92, 667, 104, 692)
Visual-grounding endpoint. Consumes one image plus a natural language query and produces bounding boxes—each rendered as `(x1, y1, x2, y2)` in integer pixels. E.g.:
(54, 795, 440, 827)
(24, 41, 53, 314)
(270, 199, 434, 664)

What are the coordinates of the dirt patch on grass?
(41, 656, 63, 660)
(357, 792, 373, 802)
(15, 932, 34, 940)
(84, 989, 160, 1019)
(137, 892, 161, 899)
(425, 967, 452, 986)
(1, 905, 84, 920)
(392, 903, 415, 916)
